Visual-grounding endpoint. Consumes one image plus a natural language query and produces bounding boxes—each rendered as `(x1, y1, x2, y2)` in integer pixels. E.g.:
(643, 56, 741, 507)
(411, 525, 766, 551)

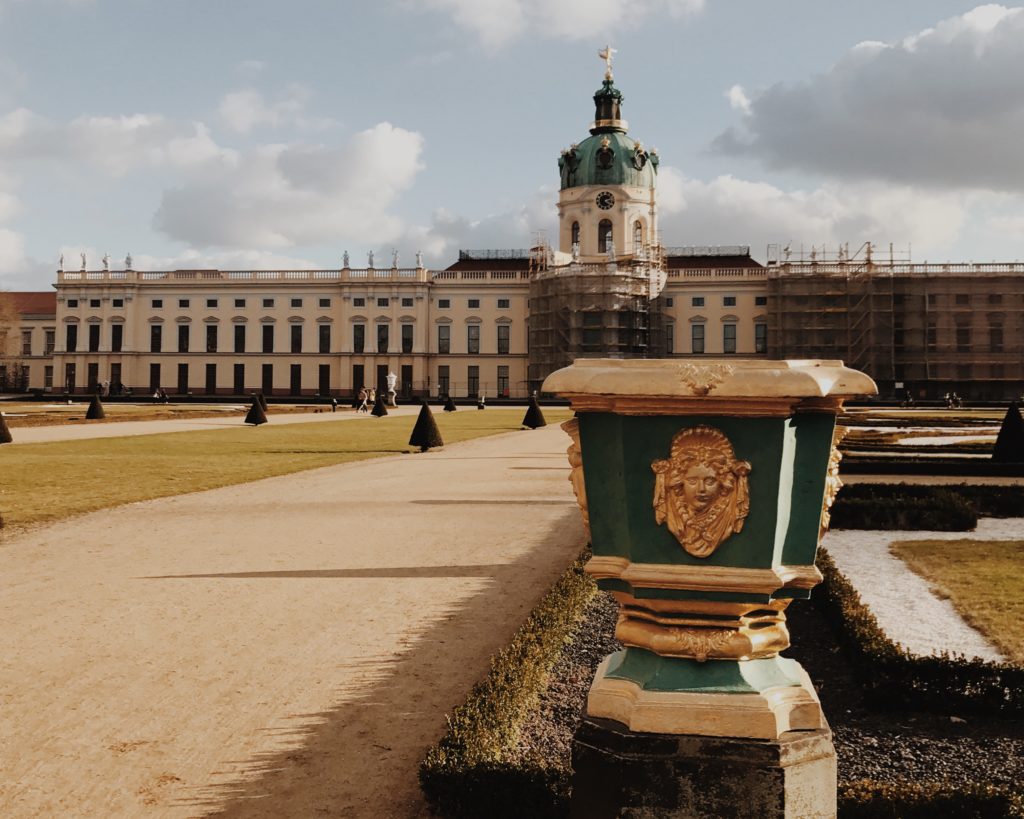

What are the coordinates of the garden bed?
(422, 560, 1024, 818)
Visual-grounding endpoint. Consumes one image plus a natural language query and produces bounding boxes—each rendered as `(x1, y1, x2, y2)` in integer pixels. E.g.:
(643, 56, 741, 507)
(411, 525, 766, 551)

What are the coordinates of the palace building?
(2, 58, 1022, 401)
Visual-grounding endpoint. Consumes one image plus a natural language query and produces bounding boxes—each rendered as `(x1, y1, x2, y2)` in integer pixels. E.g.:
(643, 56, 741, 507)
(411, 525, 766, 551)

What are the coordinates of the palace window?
(438, 299, 450, 309)
(235, 298, 246, 308)
(150, 325, 161, 353)
(598, 219, 613, 253)
(401, 323, 413, 353)
(497, 298, 510, 309)
(691, 324, 705, 354)
(66, 324, 78, 352)
(206, 325, 218, 353)
(234, 324, 246, 353)
(467, 325, 480, 354)
(262, 324, 274, 353)
(319, 324, 331, 354)
(468, 299, 480, 309)
(291, 324, 302, 354)
(723, 323, 737, 354)
(89, 324, 100, 352)
(377, 323, 389, 353)
(633, 220, 642, 247)
(111, 324, 123, 353)
(353, 324, 365, 354)
(178, 324, 190, 353)
(206, 298, 218, 308)
(438, 325, 450, 354)
(755, 323, 767, 353)
(571, 221, 580, 245)
(401, 297, 414, 307)
(497, 324, 510, 354)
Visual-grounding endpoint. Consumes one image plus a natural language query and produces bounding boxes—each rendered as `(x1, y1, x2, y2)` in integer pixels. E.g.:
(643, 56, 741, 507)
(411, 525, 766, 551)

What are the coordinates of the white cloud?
(725, 84, 750, 115)
(713, 5, 1024, 191)
(405, 185, 557, 263)
(414, 0, 703, 47)
(0, 108, 237, 174)
(0, 227, 25, 272)
(154, 122, 425, 249)
(218, 85, 310, 134)
(656, 166, 970, 258)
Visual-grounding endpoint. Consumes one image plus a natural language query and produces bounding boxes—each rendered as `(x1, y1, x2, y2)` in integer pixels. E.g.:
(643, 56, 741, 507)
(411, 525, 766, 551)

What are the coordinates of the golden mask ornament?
(652, 425, 752, 558)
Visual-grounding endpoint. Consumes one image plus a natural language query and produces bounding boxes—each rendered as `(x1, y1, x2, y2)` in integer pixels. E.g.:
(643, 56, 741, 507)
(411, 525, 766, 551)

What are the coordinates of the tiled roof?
(0, 291, 57, 317)
(445, 258, 531, 272)
(666, 255, 763, 269)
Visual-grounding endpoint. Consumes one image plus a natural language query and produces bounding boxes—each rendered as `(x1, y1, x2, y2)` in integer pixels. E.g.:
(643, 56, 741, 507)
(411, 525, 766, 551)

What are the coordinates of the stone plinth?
(571, 717, 837, 819)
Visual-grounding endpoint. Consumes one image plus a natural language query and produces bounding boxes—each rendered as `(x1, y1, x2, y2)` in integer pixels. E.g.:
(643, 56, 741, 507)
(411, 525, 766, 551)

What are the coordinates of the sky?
(1, 0, 1023, 289)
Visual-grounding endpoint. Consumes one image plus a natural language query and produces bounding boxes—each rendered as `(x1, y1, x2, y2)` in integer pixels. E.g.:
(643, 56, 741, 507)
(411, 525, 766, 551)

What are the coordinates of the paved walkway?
(0, 424, 584, 818)
(823, 517, 1021, 662)
(6, 406, 421, 445)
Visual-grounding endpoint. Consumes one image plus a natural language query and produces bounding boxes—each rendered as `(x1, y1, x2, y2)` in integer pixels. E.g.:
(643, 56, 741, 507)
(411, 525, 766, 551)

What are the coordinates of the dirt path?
(0, 425, 583, 818)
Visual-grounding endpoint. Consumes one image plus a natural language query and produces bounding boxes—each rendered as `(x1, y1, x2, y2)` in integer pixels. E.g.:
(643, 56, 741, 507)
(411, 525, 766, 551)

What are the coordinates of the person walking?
(357, 387, 369, 413)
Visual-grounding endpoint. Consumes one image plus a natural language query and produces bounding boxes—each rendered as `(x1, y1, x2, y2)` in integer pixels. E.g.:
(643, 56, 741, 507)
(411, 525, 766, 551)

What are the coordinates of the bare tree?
(0, 292, 27, 392)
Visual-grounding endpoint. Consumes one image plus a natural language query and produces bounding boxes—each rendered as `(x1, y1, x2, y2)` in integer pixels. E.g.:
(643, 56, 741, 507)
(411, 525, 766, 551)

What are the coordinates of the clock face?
(596, 191, 615, 210)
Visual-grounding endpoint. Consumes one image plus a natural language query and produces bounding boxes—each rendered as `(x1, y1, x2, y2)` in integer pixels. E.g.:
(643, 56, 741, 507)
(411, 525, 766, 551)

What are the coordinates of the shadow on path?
(172, 509, 583, 819)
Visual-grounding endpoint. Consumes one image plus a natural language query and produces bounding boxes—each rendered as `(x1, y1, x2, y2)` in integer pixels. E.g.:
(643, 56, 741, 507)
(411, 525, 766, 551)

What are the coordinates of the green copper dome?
(558, 78, 658, 191)
(559, 131, 658, 191)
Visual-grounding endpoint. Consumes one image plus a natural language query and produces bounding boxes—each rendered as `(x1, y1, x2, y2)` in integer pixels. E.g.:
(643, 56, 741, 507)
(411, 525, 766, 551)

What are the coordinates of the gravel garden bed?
(513, 591, 1024, 801)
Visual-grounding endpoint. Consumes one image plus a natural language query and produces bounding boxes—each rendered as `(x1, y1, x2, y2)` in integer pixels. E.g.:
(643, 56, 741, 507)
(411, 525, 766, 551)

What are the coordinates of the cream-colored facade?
(45, 264, 532, 399)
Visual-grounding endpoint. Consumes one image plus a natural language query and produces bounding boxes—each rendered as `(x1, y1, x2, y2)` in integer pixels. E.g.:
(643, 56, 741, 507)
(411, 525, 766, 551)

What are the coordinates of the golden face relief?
(652, 426, 752, 559)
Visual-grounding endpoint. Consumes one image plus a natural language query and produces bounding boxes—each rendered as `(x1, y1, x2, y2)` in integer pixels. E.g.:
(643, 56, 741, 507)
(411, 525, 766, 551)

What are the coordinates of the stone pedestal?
(571, 717, 837, 819)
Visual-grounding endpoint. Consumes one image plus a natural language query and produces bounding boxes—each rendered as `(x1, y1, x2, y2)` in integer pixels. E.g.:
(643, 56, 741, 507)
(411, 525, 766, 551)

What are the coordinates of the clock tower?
(556, 50, 659, 262)
(528, 49, 667, 392)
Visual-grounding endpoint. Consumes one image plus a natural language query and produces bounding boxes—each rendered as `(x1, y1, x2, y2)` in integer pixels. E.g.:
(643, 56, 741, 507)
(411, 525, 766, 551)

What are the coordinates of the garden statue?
(343, 250, 350, 268)
(386, 371, 398, 405)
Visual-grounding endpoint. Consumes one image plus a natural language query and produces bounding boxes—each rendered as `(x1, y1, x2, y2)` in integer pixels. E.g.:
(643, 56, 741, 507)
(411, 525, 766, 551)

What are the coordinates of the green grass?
(0, 408, 572, 533)
(0, 400, 310, 427)
(890, 538, 1024, 665)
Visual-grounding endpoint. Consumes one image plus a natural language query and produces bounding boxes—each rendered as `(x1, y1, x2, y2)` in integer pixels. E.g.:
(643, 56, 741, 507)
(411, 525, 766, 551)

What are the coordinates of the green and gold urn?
(545, 359, 876, 740)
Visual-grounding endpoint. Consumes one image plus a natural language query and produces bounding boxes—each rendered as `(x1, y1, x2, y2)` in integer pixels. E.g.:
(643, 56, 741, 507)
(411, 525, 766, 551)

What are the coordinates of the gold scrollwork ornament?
(652, 425, 752, 558)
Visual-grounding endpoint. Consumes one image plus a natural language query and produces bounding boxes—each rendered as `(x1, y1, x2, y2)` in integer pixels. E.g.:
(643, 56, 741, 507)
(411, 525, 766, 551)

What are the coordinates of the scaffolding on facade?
(527, 238, 667, 392)
(767, 244, 1024, 399)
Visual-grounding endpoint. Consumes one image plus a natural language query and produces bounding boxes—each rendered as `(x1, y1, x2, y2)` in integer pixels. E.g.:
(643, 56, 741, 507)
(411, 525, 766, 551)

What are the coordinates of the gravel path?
(822, 518, 1022, 662)
(0, 424, 583, 819)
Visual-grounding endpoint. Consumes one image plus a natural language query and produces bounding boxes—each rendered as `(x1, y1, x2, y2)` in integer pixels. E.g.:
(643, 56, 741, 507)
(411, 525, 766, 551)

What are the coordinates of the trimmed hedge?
(420, 544, 1024, 817)
(830, 483, 1024, 530)
(839, 780, 1023, 818)
(419, 549, 596, 818)
(815, 550, 1024, 716)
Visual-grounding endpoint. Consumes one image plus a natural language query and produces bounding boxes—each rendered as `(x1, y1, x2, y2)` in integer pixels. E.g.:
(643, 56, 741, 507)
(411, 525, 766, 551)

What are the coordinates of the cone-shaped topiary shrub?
(409, 400, 444, 452)
(245, 399, 268, 426)
(85, 394, 106, 420)
(0, 413, 12, 444)
(522, 395, 546, 429)
(993, 402, 1024, 463)
(371, 393, 389, 417)
(443, 396, 457, 412)
(257, 392, 268, 411)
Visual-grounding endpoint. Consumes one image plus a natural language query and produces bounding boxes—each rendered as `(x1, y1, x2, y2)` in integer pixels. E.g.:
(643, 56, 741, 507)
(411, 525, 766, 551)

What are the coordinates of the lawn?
(890, 538, 1024, 665)
(0, 399, 311, 427)
(0, 408, 572, 533)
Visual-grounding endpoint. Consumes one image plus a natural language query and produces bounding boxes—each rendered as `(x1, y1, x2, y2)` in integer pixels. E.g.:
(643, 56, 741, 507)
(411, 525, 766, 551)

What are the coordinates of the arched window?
(571, 221, 580, 245)
(634, 220, 643, 248)
(598, 219, 613, 253)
